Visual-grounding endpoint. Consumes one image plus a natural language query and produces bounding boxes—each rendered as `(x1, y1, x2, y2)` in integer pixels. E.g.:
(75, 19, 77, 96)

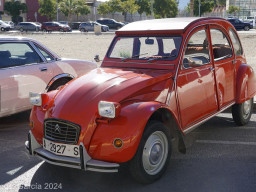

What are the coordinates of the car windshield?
(108, 36, 182, 61)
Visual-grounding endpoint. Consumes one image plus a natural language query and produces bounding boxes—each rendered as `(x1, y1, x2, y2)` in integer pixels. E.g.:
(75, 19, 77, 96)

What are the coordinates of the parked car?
(227, 18, 253, 31)
(97, 18, 124, 29)
(72, 22, 82, 29)
(4, 21, 14, 30)
(16, 22, 41, 32)
(0, 20, 11, 31)
(79, 21, 109, 32)
(0, 36, 96, 118)
(26, 18, 256, 184)
(41, 22, 72, 32)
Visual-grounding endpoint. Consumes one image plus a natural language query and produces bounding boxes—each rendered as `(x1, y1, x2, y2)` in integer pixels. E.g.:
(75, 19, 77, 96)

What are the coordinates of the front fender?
(88, 101, 166, 163)
(236, 64, 256, 103)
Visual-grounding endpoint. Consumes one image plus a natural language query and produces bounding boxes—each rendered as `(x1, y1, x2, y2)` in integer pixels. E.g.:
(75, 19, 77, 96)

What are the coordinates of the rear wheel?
(244, 26, 250, 31)
(19, 28, 24, 32)
(129, 121, 171, 184)
(59, 28, 64, 32)
(42, 29, 47, 32)
(1, 27, 5, 31)
(81, 28, 86, 32)
(232, 98, 254, 126)
(47, 78, 71, 92)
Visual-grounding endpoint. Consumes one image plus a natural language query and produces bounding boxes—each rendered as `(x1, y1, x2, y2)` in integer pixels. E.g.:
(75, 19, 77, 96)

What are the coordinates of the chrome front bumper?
(25, 131, 119, 173)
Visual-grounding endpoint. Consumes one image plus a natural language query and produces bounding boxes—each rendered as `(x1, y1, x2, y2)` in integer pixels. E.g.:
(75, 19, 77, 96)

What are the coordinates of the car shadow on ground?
(0, 110, 42, 185)
(17, 111, 256, 192)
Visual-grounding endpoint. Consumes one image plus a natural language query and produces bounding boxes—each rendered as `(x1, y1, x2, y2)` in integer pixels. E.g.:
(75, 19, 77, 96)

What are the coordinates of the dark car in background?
(79, 21, 109, 32)
(41, 22, 72, 32)
(227, 18, 253, 31)
(72, 22, 82, 29)
(96, 18, 124, 29)
(16, 22, 41, 32)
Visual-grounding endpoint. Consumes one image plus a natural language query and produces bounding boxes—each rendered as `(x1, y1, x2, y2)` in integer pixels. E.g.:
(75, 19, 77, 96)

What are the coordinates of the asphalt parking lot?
(0, 109, 256, 192)
(1, 29, 256, 191)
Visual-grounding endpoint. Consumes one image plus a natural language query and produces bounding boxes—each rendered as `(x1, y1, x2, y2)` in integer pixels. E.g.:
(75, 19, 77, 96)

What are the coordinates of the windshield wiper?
(122, 53, 148, 62)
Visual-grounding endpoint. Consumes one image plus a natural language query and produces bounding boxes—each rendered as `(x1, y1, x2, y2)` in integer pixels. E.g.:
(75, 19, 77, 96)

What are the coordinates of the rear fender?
(88, 101, 176, 163)
(236, 64, 256, 103)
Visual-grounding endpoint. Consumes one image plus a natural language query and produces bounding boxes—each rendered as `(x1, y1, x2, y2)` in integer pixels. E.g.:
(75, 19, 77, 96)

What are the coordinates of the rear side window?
(229, 28, 243, 56)
(210, 28, 233, 61)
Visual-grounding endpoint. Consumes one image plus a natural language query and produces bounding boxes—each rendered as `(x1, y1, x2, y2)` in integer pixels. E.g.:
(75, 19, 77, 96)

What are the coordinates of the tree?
(108, 0, 122, 18)
(97, 2, 111, 16)
(73, 0, 90, 21)
(121, 0, 139, 21)
(154, 0, 178, 18)
(190, 0, 194, 16)
(217, 0, 226, 6)
(38, 0, 56, 20)
(4, 0, 27, 23)
(136, 0, 151, 19)
(193, 0, 214, 16)
(60, 0, 90, 24)
(228, 5, 240, 16)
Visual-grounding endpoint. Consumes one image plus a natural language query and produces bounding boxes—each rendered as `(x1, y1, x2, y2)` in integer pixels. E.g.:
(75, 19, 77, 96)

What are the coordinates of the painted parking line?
(0, 162, 43, 192)
(196, 140, 256, 146)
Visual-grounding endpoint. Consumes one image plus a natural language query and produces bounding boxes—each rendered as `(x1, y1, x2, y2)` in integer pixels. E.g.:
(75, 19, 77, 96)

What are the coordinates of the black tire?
(42, 29, 47, 32)
(1, 27, 5, 31)
(81, 28, 85, 32)
(244, 26, 250, 31)
(129, 121, 172, 184)
(59, 28, 64, 32)
(232, 98, 254, 126)
(19, 28, 24, 32)
(47, 78, 71, 92)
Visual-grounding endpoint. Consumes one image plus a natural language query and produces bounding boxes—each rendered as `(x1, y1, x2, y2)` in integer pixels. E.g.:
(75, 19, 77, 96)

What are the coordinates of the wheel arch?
(236, 63, 256, 103)
(45, 73, 74, 92)
(89, 101, 185, 163)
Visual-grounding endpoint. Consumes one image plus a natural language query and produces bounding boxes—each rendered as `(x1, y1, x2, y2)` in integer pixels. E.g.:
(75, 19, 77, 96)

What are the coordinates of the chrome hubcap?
(243, 100, 251, 118)
(142, 131, 168, 175)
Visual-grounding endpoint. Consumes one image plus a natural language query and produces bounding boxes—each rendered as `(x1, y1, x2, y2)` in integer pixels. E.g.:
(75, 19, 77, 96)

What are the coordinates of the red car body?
(26, 17, 256, 183)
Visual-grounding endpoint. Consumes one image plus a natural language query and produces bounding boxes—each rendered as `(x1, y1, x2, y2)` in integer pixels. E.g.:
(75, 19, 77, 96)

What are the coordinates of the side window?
(210, 28, 233, 61)
(36, 45, 54, 61)
(183, 29, 210, 69)
(0, 43, 42, 68)
(229, 28, 243, 56)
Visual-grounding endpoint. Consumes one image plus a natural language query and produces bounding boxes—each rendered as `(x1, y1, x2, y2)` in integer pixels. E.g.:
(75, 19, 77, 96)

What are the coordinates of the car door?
(0, 41, 54, 117)
(177, 26, 218, 131)
(209, 26, 235, 108)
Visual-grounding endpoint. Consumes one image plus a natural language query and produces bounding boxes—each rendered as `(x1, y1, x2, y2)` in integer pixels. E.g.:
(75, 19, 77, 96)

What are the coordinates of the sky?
(98, 0, 190, 10)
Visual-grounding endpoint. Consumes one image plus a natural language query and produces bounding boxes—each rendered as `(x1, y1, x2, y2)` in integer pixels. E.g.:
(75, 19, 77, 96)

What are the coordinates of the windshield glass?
(108, 36, 182, 61)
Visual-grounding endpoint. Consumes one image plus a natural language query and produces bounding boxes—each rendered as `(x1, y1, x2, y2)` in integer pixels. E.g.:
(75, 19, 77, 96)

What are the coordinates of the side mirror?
(145, 38, 154, 45)
(94, 55, 100, 62)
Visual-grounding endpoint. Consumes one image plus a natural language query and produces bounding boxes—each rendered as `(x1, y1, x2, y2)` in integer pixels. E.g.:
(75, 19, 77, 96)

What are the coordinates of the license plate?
(43, 138, 80, 158)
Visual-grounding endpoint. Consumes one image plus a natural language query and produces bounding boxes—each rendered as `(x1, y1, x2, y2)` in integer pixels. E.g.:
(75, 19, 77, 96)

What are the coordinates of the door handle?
(40, 67, 47, 71)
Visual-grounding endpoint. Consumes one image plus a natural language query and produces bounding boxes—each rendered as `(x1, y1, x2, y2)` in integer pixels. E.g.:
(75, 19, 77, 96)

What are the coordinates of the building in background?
(226, 0, 256, 19)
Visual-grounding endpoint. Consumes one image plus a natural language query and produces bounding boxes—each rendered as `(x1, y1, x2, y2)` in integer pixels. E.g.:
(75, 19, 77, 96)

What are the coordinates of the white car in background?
(0, 20, 11, 31)
(0, 36, 97, 118)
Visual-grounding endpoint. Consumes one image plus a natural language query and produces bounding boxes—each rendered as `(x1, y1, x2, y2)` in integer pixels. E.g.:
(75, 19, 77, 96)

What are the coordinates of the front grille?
(44, 119, 81, 144)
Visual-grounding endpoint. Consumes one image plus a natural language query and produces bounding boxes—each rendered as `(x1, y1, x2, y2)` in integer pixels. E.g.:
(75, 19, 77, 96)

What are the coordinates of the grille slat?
(44, 119, 81, 144)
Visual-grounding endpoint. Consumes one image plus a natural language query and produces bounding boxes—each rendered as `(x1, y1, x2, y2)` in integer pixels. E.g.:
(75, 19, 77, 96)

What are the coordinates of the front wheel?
(1, 27, 5, 31)
(129, 121, 171, 184)
(232, 98, 254, 126)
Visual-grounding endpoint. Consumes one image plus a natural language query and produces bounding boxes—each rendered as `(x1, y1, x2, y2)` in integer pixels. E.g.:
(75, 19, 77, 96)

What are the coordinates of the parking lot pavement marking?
(0, 162, 43, 192)
(196, 140, 256, 146)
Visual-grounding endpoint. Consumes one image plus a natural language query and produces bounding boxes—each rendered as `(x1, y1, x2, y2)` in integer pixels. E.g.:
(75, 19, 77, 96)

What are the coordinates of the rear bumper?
(25, 131, 119, 173)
